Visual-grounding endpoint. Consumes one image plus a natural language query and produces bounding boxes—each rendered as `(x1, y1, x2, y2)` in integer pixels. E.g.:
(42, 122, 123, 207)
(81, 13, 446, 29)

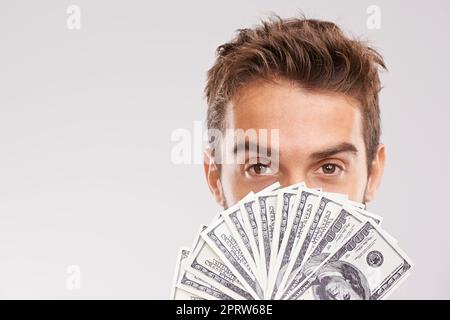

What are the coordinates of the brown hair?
(205, 15, 386, 168)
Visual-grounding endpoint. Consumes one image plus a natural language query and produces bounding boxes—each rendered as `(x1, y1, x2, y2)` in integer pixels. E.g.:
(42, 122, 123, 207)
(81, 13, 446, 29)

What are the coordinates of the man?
(203, 16, 386, 210)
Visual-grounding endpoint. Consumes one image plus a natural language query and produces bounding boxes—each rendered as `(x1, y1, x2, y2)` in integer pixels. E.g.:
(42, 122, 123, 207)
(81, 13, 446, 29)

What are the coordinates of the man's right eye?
(245, 163, 276, 176)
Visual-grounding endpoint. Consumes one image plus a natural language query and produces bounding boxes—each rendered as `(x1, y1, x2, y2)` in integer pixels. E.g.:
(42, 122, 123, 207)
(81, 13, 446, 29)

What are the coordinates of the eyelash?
(244, 162, 276, 176)
(243, 161, 345, 177)
(316, 162, 345, 175)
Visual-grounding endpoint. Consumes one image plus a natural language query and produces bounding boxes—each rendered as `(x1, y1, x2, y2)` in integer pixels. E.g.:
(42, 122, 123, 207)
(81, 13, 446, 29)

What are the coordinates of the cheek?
(334, 160, 369, 201)
(219, 164, 248, 206)
(348, 164, 369, 201)
(307, 170, 367, 202)
(338, 174, 367, 202)
(219, 164, 277, 206)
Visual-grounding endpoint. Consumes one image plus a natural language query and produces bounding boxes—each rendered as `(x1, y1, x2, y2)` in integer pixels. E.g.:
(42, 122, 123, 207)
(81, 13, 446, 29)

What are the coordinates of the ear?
(203, 148, 226, 207)
(364, 144, 386, 203)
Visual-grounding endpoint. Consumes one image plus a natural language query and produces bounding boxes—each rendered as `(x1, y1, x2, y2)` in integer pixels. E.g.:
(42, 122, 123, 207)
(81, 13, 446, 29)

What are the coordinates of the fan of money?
(171, 182, 412, 300)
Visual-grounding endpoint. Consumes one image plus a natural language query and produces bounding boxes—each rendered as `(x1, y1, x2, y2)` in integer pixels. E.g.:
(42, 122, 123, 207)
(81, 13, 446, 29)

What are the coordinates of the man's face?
(204, 78, 385, 207)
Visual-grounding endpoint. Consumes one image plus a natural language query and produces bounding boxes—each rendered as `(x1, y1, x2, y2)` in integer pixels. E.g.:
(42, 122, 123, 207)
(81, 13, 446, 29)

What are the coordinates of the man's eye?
(246, 163, 275, 176)
(317, 163, 343, 175)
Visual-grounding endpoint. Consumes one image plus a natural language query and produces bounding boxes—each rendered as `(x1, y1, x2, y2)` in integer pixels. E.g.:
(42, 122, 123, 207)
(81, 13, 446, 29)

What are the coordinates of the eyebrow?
(231, 141, 357, 160)
(309, 142, 358, 160)
(232, 141, 277, 156)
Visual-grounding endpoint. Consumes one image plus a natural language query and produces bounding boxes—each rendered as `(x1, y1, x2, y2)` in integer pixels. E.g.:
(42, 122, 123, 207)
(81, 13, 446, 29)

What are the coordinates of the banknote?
(183, 226, 254, 300)
(286, 221, 412, 300)
(266, 186, 320, 299)
(172, 182, 412, 300)
(222, 201, 260, 280)
(170, 247, 205, 300)
(279, 206, 367, 299)
(238, 183, 281, 284)
(270, 183, 303, 263)
(201, 217, 264, 299)
(256, 189, 279, 285)
(238, 193, 262, 282)
(174, 247, 232, 300)
(275, 192, 344, 299)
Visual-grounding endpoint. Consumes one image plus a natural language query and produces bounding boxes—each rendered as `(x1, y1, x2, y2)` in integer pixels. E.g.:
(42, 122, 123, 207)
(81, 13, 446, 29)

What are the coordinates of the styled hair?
(205, 15, 386, 168)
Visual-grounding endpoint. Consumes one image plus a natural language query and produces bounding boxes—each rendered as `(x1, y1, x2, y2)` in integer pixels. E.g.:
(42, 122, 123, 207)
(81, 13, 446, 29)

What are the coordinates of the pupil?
(324, 164, 335, 173)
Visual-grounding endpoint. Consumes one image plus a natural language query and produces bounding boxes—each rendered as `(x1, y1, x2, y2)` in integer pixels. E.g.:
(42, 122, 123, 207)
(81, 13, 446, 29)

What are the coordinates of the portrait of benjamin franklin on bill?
(306, 259, 370, 300)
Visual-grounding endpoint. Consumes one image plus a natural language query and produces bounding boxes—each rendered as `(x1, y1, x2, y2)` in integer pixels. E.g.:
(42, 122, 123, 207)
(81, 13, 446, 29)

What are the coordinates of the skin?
(204, 78, 385, 208)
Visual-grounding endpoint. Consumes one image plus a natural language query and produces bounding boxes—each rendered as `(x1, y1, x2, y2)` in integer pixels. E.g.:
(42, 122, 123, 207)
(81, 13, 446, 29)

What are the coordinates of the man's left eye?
(317, 163, 343, 175)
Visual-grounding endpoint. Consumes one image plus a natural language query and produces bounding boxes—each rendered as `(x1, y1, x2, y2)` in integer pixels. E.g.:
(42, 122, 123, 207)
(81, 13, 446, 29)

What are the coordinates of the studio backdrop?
(0, 0, 449, 299)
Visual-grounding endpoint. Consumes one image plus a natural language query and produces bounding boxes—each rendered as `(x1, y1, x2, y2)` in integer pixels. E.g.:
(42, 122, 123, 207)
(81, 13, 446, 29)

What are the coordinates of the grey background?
(0, 0, 449, 299)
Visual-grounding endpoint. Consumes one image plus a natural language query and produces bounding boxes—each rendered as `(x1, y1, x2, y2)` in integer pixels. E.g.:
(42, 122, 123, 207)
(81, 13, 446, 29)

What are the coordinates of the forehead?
(225, 79, 364, 153)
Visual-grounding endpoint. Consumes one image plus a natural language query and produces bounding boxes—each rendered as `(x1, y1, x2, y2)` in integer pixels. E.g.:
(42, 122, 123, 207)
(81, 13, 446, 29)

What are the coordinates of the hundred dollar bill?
(265, 183, 303, 299)
(271, 183, 304, 261)
(286, 221, 413, 300)
(175, 247, 230, 300)
(340, 199, 383, 225)
(255, 189, 280, 284)
(275, 194, 343, 299)
(239, 182, 280, 287)
(303, 197, 347, 261)
(348, 207, 390, 241)
(279, 206, 367, 299)
(347, 199, 366, 210)
(239, 193, 262, 281)
(222, 199, 261, 283)
(173, 287, 205, 300)
(328, 198, 383, 225)
(202, 217, 264, 299)
(267, 186, 321, 299)
(351, 209, 399, 244)
(355, 207, 383, 225)
(170, 247, 205, 300)
(185, 225, 253, 300)
(176, 230, 234, 300)
(177, 265, 233, 300)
